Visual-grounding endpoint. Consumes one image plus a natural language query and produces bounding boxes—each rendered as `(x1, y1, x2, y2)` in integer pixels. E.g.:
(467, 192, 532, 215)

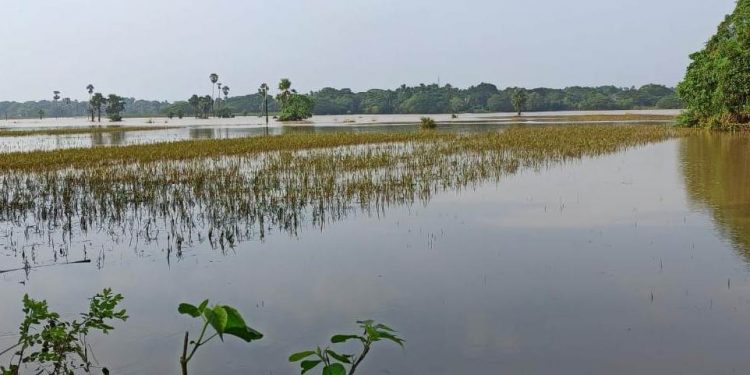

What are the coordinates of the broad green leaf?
(325, 349, 352, 364)
(375, 323, 396, 332)
(197, 299, 209, 313)
(322, 363, 346, 375)
(178, 303, 201, 318)
(221, 305, 263, 342)
(377, 331, 404, 347)
(204, 306, 228, 339)
(300, 360, 322, 374)
(364, 325, 379, 340)
(289, 351, 316, 362)
(331, 334, 362, 343)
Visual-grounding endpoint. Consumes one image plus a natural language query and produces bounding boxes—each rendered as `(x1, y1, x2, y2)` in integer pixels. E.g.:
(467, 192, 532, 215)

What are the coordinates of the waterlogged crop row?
(0, 125, 691, 274)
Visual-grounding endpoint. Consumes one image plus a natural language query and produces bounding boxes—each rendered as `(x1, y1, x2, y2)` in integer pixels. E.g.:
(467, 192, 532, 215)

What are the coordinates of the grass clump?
(420, 117, 437, 129)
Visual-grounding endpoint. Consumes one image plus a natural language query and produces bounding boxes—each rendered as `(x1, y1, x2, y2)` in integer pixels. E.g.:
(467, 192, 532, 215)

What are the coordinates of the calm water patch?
(1, 130, 749, 374)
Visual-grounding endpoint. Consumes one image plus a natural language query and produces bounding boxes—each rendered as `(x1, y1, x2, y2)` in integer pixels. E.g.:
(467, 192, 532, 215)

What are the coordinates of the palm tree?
(217, 82, 223, 111)
(90, 93, 106, 122)
(209, 73, 218, 115)
(222, 85, 230, 100)
(258, 83, 270, 126)
(53, 91, 61, 119)
(511, 88, 528, 116)
(86, 84, 95, 121)
(277, 79, 292, 106)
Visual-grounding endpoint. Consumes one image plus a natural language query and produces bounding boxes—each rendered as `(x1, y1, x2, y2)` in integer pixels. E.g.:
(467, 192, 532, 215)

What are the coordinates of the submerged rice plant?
(0, 125, 691, 274)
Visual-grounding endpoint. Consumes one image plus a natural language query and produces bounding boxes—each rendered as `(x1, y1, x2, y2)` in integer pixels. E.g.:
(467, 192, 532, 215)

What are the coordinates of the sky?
(0, 0, 737, 102)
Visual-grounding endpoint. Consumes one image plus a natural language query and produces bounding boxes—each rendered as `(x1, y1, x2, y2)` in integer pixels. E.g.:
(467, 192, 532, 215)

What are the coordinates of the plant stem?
(0, 343, 20, 357)
(348, 343, 370, 375)
(186, 321, 209, 363)
(180, 331, 189, 375)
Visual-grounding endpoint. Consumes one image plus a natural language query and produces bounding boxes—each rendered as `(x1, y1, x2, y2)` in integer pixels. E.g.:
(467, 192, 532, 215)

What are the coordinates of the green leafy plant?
(289, 320, 404, 375)
(419, 117, 437, 130)
(177, 300, 263, 375)
(0, 289, 127, 375)
(677, 0, 750, 129)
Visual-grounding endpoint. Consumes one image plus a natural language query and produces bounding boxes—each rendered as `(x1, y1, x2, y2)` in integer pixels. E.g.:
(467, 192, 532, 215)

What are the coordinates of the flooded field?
(1, 118, 748, 374)
(0, 110, 678, 153)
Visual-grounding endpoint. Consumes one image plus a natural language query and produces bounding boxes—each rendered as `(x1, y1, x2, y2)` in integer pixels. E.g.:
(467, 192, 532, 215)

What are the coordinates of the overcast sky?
(0, 0, 736, 101)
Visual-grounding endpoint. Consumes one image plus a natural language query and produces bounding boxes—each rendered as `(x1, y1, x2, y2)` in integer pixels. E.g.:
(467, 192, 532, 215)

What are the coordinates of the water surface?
(0, 110, 678, 153)
(1, 129, 749, 375)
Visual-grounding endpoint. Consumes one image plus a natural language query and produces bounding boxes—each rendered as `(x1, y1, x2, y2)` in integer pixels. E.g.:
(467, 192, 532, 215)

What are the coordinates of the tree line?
(0, 97, 169, 120)
(307, 83, 681, 115)
(165, 82, 680, 118)
(0, 83, 681, 120)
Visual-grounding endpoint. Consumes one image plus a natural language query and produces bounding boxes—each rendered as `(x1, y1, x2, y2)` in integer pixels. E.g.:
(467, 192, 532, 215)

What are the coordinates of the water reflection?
(0, 126, 678, 278)
(681, 132, 750, 257)
(4, 133, 750, 374)
(188, 128, 216, 139)
(91, 131, 128, 146)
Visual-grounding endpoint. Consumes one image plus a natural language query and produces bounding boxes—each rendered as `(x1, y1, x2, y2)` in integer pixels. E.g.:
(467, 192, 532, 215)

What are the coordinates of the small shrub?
(420, 117, 437, 130)
(289, 320, 403, 375)
(0, 289, 127, 375)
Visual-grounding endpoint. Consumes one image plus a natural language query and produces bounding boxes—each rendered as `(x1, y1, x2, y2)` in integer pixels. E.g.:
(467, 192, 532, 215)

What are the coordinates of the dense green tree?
(275, 79, 314, 121)
(465, 83, 499, 110)
(278, 94, 314, 121)
(105, 94, 126, 121)
(656, 94, 683, 109)
(511, 89, 528, 116)
(677, 0, 750, 128)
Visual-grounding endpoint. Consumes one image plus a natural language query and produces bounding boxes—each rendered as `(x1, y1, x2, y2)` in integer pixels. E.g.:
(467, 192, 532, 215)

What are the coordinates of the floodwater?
(0, 110, 678, 153)
(1, 123, 750, 374)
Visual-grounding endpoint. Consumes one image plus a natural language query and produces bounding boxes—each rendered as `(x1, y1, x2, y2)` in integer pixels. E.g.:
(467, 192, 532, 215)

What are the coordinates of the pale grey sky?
(0, 0, 736, 101)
